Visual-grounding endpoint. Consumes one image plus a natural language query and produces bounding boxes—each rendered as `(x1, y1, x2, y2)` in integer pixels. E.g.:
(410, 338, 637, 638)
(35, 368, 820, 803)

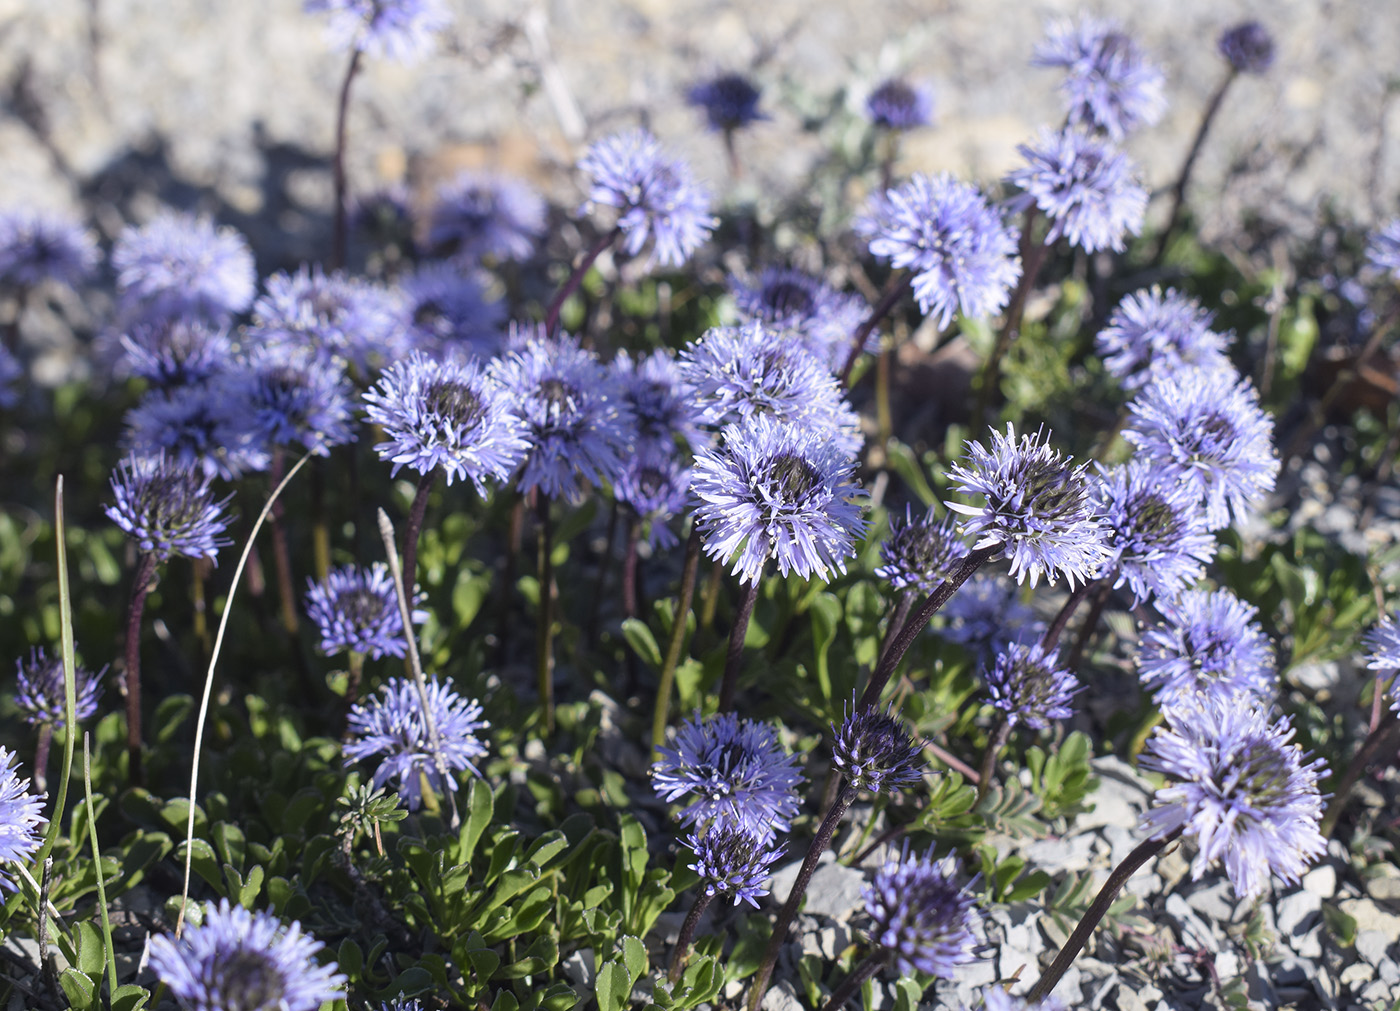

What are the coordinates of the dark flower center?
(761, 279, 815, 319)
(413, 299, 446, 328)
(872, 79, 919, 113)
(768, 452, 819, 499)
(1021, 460, 1084, 522)
(426, 380, 485, 427)
(213, 948, 285, 1011)
(638, 466, 667, 498)
(338, 587, 387, 630)
(1221, 740, 1292, 808)
(1127, 492, 1181, 548)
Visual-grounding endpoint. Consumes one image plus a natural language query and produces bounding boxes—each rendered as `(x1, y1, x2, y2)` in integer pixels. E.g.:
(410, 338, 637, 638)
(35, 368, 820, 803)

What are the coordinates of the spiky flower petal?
(344, 677, 489, 811)
(729, 268, 872, 373)
(857, 173, 1020, 330)
(148, 899, 345, 1011)
(1006, 127, 1147, 254)
(1138, 589, 1276, 709)
(1094, 459, 1217, 605)
(652, 713, 803, 843)
(1141, 700, 1326, 899)
(985, 643, 1079, 732)
(1094, 287, 1233, 389)
(0, 748, 44, 891)
(112, 214, 256, 325)
(875, 506, 970, 594)
(1033, 17, 1166, 140)
(947, 425, 1110, 589)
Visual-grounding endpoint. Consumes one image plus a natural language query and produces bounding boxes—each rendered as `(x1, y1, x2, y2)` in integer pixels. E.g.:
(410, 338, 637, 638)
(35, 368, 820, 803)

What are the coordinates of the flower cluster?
(105, 452, 234, 562)
(1360, 614, 1400, 711)
(1033, 17, 1166, 140)
(112, 213, 256, 325)
(863, 848, 979, 978)
(685, 823, 783, 907)
(866, 78, 934, 130)
(344, 677, 490, 810)
(1094, 459, 1217, 605)
(305, 0, 451, 63)
(652, 712, 803, 843)
(831, 706, 923, 795)
(875, 506, 969, 594)
(304, 563, 428, 659)
(0, 748, 44, 892)
(1141, 700, 1326, 899)
(0, 209, 99, 289)
(1006, 127, 1147, 253)
(1095, 287, 1232, 389)
(1218, 20, 1276, 75)
(729, 268, 871, 373)
(1137, 589, 1276, 708)
(427, 172, 547, 264)
(985, 643, 1080, 732)
(687, 73, 765, 132)
(13, 647, 105, 728)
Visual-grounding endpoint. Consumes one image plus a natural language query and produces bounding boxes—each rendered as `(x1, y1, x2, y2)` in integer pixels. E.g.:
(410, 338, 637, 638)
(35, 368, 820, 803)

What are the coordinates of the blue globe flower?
(863, 848, 979, 978)
(427, 171, 547, 264)
(985, 643, 1079, 732)
(1094, 287, 1233, 390)
(0, 747, 44, 892)
(1137, 588, 1276, 709)
(0, 209, 99, 289)
(865, 78, 935, 131)
(112, 213, 256, 326)
(304, 0, 450, 63)
(105, 452, 234, 563)
(685, 822, 783, 908)
(304, 563, 427, 660)
(13, 647, 105, 728)
(1006, 127, 1147, 254)
(1033, 17, 1166, 140)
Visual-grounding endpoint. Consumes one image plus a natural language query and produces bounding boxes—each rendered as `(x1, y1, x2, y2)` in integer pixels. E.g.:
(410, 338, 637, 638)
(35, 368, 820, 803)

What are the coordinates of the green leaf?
(595, 960, 632, 1011)
(453, 568, 493, 630)
(239, 864, 265, 908)
(539, 982, 581, 1011)
(622, 618, 663, 670)
(111, 984, 151, 1011)
(1323, 903, 1357, 948)
(337, 938, 364, 978)
(621, 935, 647, 981)
(459, 778, 495, 864)
(58, 969, 97, 1011)
(884, 438, 937, 506)
(809, 593, 842, 705)
(75, 919, 105, 978)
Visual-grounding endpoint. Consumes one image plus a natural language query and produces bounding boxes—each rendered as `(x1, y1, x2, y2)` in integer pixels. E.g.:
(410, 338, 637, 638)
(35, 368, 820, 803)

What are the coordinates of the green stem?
(820, 950, 886, 1011)
(83, 733, 119, 998)
(653, 526, 702, 756)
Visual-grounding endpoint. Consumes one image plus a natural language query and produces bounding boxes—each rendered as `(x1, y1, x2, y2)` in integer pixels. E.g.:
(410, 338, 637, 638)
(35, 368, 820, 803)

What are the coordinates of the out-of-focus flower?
(118, 319, 236, 389)
(865, 78, 935, 131)
(1218, 21, 1276, 75)
(687, 73, 765, 132)
(985, 643, 1079, 732)
(831, 706, 923, 795)
(1033, 17, 1166, 140)
(579, 128, 716, 268)
(147, 899, 345, 1011)
(112, 213, 256, 325)
(1094, 459, 1217, 605)
(1362, 614, 1400, 713)
(1006, 127, 1147, 253)
(398, 262, 506, 355)
(0, 748, 45, 891)
(615, 450, 691, 550)
(242, 345, 357, 457)
(613, 348, 702, 455)
(729, 268, 872, 373)
(1138, 588, 1276, 708)
(304, 563, 427, 659)
(857, 173, 1020, 330)
(304, 0, 450, 63)
(344, 677, 489, 810)
(253, 265, 410, 375)
(124, 384, 270, 481)
(1365, 219, 1400, 282)
(13, 647, 104, 728)
(426, 172, 547, 264)
(863, 848, 979, 978)
(0, 209, 99, 289)
(1095, 287, 1233, 389)
(941, 573, 1045, 661)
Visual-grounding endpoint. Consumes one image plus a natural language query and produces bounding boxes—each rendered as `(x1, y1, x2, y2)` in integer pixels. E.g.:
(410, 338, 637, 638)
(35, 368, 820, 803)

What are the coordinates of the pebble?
(1356, 930, 1390, 967)
(561, 948, 596, 989)
(1380, 959, 1400, 986)
(1292, 925, 1323, 960)
(814, 923, 851, 960)
(1023, 834, 1096, 875)
(1076, 757, 1152, 831)
(1339, 961, 1375, 988)
(1183, 879, 1235, 923)
(1340, 899, 1400, 939)
(801, 857, 868, 920)
(1213, 950, 1240, 980)
(1304, 864, 1339, 899)
(760, 981, 804, 1011)
(1164, 894, 1217, 950)
(1276, 889, 1323, 938)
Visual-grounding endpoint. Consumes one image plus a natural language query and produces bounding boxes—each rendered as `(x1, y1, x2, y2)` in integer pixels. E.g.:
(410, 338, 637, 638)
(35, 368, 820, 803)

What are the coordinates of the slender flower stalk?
(838, 271, 908, 385)
(821, 952, 886, 1011)
(977, 208, 1048, 426)
(536, 495, 558, 734)
(653, 526, 702, 755)
(719, 579, 760, 712)
(268, 450, 301, 635)
(543, 227, 619, 336)
(122, 552, 158, 785)
(331, 49, 363, 270)
(1320, 710, 1400, 838)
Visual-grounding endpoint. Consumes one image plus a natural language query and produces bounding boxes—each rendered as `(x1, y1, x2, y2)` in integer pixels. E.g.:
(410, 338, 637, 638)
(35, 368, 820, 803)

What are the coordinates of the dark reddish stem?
(858, 547, 997, 711)
(544, 228, 619, 336)
(977, 210, 1047, 426)
(668, 891, 715, 983)
(621, 513, 641, 619)
(400, 470, 436, 597)
(838, 271, 908, 386)
(1067, 581, 1114, 671)
(536, 495, 557, 735)
(1026, 829, 1181, 1003)
(975, 717, 1012, 802)
(1041, 578, 1101, 653)
(746, 785, 858, 1011)
(331, 49, 363, 272)
(653, 526, 702, 754)
(33, 723, 53, 796)
(874, 590, 914, 675)
(718, 580, 760, 712)
(123, 551, 159, 786)
(820, 951, 887, 1011)
(1320, 709, 1400, 838)
(1155, 70, 1236, 263)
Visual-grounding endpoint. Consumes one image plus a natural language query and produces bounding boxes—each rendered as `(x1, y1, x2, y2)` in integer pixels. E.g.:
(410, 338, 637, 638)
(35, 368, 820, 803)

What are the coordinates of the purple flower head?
(831, 705, 923, 795)
(691, 414, 867, 586)
(112, 213, 256, 325)
(866, 78, 935, 131)
(489, 333, 634, 502)
(941, 573, 1045, 662)
(1218, 21, 1276, 75)
(685, 822, 783, 907)
(679, 322, 861, 452)
(1141, 700, 1326, 899)
(688, 73, 766, 132)
(0, 748, 45, 891)
(579, 128, 716, 268)
(1365, 219, 1400, 282)
(105, 452, 234, 562)
(0, 209, 99, 289)
(1094, 459, 1217, 605)
(427, 172, 547, 264)
(1363, 615, 1400, 713)
(947, 425, 1110, 589)
(863, 847, 979, 978)
(1006, 127, 1147, 254)
(1033, 17, 1167, 140)
(124, 384, 270, 481)
(730, 268, 873, 373)
(652, 712, 803, 843)
(614, 348, 702, 455)
(1124, 367, 1278, 530)
(985, 643, 1079, 732)
(14, 647, 105, 728)
(857, 173, 1021, 331)
(364, 350, 529, 492)
(616, 450, 691, 551)
(875, 505, 970, 594)
(305, 563, 427, 660)
(241, 345, 357, 457)
(119, 319, 236, 389)
(304, 0, 450, 62)
(1095, 287, 1233, 390)
(344, 676, 489, 810)
(147, 899, 346, 1011)
(969, 989, 1067, 1011)
(253, 265, 410, 375)
(1138, 589, 1276, 709)
(399, 262, 506, 356)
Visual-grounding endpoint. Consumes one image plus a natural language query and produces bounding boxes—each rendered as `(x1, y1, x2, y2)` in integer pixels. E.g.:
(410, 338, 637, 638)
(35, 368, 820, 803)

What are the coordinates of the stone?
(1113, 983, 1150, 1011)
(1024, 834, 1096, 875)
(1340, 899, 1400, 941)
(760, 981, 803, 1011)
(802, 855, 868, 920)
(1293, 924, 1323, 960)
(1276, 889, 1323, 938)
(1076, 757, 1152, 831)
(1379, 958, 1400, 986)
(1366, 876, 1400, 902)
(1360, 980, 1392, 1002)
(1214, 950, 1240, 981)
(1356, 930, 1390, 967)
(1165, 893, 1217, 950)
(561, 948, 596, 989)
(1303, 864, 1338, 899)
(1185, 879, 1235, 923)
(815, 923, 852, 960)
(1339, 961, 1374, 988)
